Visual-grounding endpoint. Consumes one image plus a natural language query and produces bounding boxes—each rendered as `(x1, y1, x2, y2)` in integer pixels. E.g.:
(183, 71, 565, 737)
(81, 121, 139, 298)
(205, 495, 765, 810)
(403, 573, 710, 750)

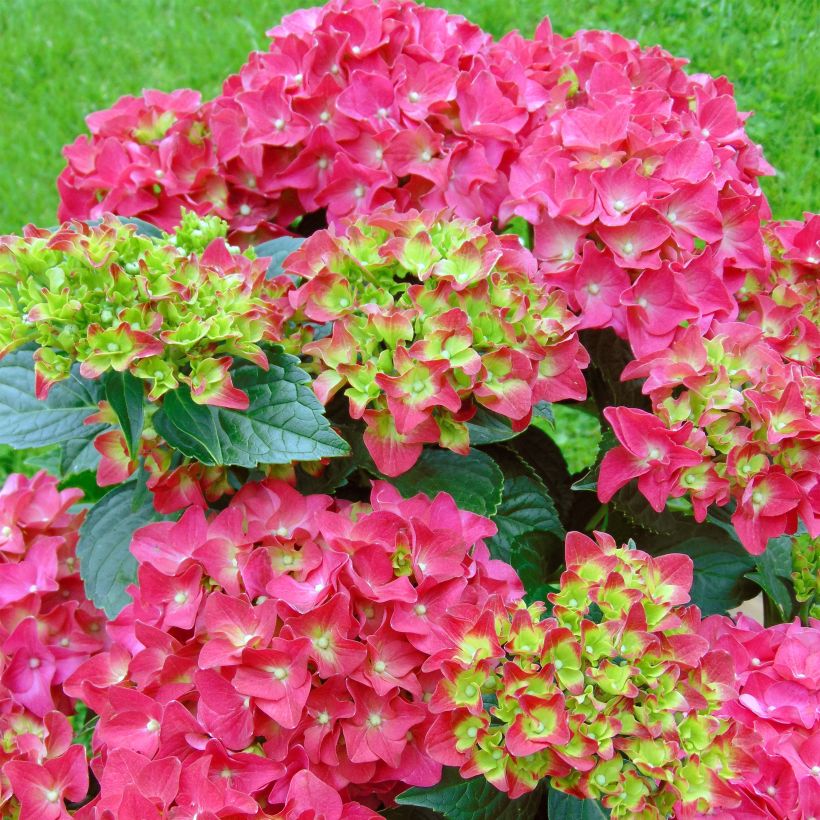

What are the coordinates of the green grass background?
(0, 0, 817, 236)
(0, 0, 815, 482)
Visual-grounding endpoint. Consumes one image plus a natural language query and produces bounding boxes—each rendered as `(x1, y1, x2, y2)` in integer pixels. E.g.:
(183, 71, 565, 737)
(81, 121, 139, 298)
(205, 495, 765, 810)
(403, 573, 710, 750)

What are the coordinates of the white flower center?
(373, 660, 387, 673)
(146, 718, 160, 732)
(623, 241, 634, 254)
(414, 604, 427, 616)
(173, 591, 188, 605)
(239, 204, 251, 216)
(408, 91, 421, 103)
(272, 667, 288, 680)
(29, 657, 41, 669)
(612, 199, 625, 212)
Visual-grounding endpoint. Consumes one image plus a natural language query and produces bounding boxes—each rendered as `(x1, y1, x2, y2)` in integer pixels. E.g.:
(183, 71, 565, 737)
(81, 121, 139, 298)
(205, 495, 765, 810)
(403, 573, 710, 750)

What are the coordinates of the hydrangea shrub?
(0, 0, 817, 817)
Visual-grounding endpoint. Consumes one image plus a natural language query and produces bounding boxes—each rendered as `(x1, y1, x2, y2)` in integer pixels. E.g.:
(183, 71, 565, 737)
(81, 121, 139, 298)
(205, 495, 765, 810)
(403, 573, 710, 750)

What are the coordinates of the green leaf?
(0, 348, 105, 448)
(396, 769, 542, 820)
(390, 449, 504, 516)
(533, 401, 554, 426)
(547, 787, 610, 819)
(656, 536, 756, 616)
(489, 454, 565, 556)
(119, 216, 164, 238)
(61, 433, 102, 476)
(254, 236, 305, 279)
(77, 476, 164, 617)
(153, 349, 349, 468)
(748, 534, 796, 621)
(465, 406, 520, 445)
(86, 216, 163, 237)
(104, 370, 144, 456)
(488, 450, 565, 601)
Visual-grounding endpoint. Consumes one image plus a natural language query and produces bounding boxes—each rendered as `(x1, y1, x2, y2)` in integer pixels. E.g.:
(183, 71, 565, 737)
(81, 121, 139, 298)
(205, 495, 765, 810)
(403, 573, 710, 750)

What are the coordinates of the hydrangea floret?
(62, 481, 523, 816)
(280, 208, 588, 475)
(423, 531, 756, 818)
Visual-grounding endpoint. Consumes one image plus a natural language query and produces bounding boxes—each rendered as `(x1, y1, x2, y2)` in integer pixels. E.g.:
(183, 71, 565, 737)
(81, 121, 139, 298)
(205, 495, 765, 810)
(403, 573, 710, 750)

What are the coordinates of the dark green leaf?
(581, 328, 650, 413)
(86, 216, 163, 237)
(154, 349, 348, 468)
(465, 406, 520, 445)
(119, 217, 163, 237)
(748, 535, 796, 621)
(77, 477, 165, 617)
(547, 787, 610, 819)
(489, 453, 565, 558)
(511, 531, 562, 603)
(396, 769, 542, 820)
(390, 449, 504, 516)
(61, 434, 102, 476)
(254, 236, 305, 279)
(104, 370, 144, 456)
(533, 401, 554, 427)
(0, 348, 105, 448)
(656, 536, 756, 615)
(506, 425, 575, 523)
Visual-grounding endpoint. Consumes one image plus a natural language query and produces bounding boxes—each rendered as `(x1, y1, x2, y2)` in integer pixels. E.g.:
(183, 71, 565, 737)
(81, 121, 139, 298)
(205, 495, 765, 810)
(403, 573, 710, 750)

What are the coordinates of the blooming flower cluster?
(281, 208, 588, 475)
(64, 480, 523, 817)
(0, 211, 292, 408)
(597, 215, 820, 554)
(701, 614, 820, 818)
(0, 471, 106, 818)
(792, 533, 820, 622)
(423, 530, 756, 818)
(56, 0, 772, 298)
